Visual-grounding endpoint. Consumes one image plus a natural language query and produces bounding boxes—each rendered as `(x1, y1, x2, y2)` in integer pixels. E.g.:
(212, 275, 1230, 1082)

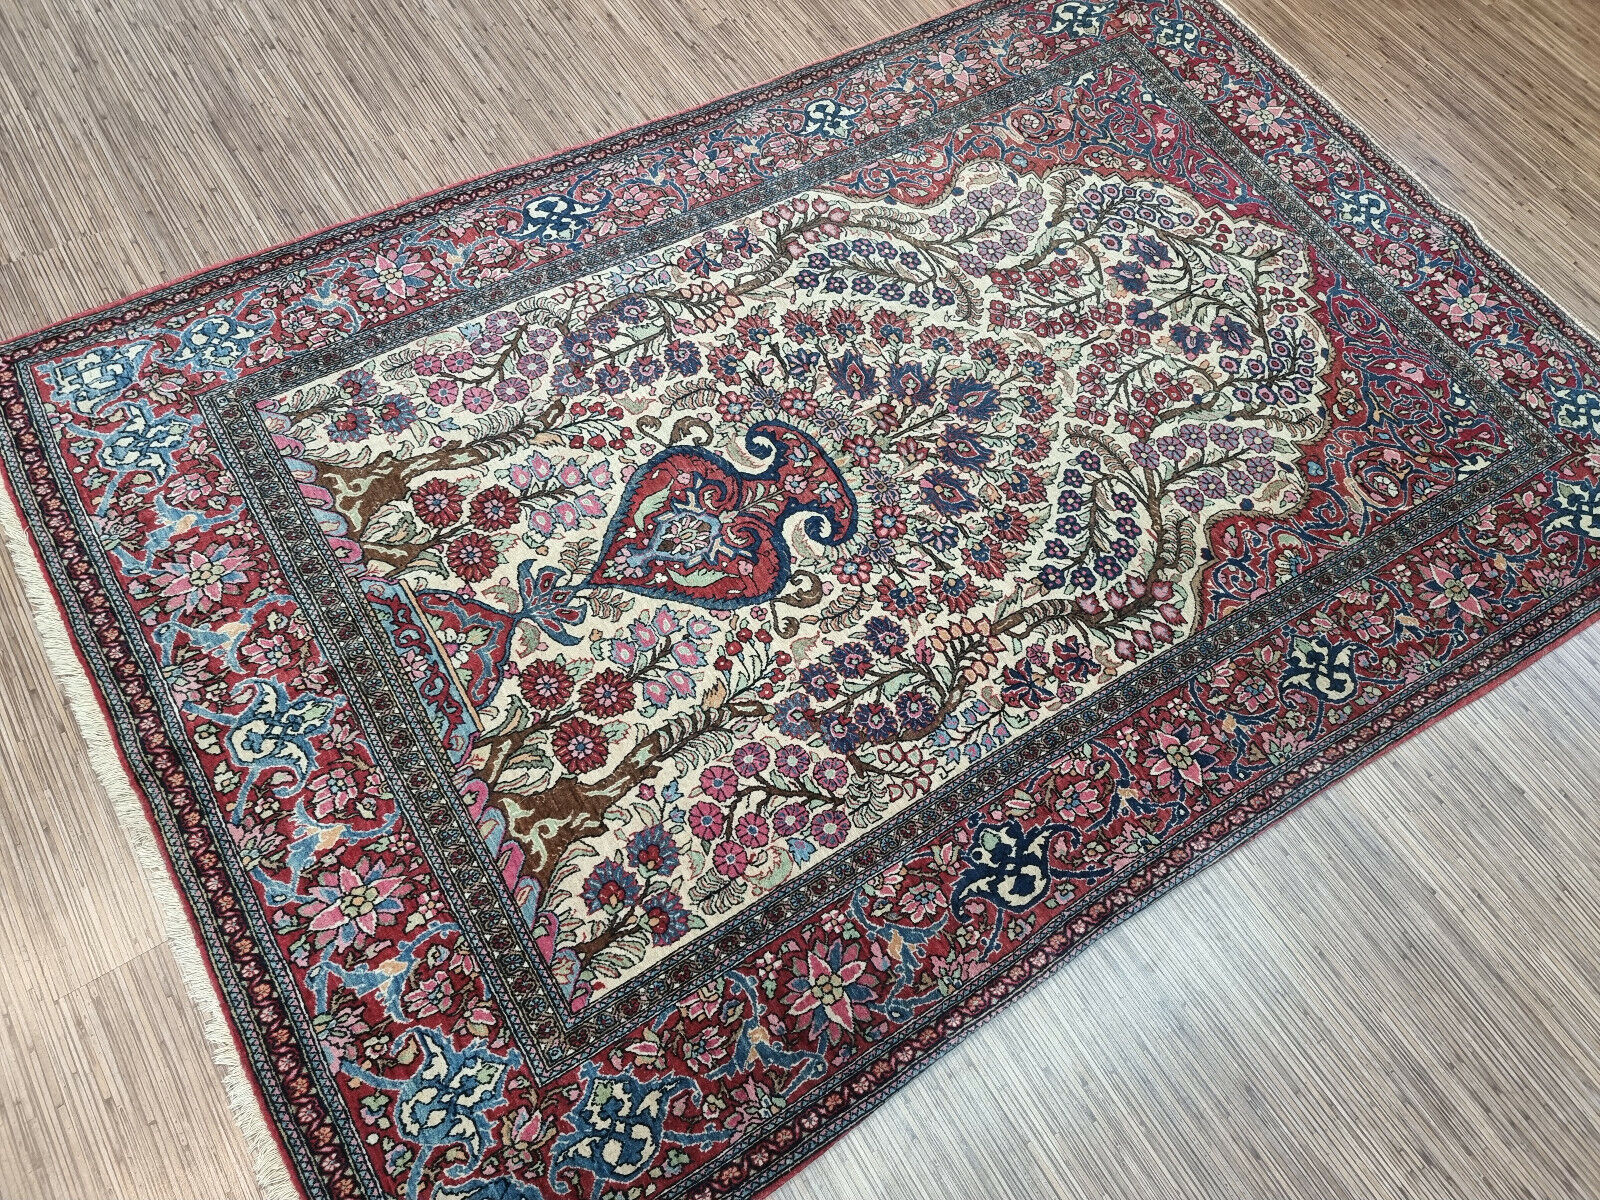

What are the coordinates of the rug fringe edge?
(0, 479, 303, 1200)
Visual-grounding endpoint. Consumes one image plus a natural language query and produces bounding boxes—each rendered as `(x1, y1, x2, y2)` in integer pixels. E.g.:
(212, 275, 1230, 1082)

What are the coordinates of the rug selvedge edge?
(0, 448, 305, 1200)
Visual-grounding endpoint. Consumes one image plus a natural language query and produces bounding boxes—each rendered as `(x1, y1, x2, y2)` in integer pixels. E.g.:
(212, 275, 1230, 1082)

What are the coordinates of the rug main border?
(0, 1, 1597, 1198)
(0, 463, 304, 1198)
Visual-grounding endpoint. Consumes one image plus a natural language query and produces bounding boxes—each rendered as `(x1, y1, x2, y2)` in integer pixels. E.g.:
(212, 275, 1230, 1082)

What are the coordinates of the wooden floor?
(1, 0, 1598, 1196)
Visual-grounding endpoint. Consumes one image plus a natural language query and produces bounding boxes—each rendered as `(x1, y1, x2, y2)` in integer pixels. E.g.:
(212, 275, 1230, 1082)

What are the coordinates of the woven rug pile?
(3, 2, 1598, 1197)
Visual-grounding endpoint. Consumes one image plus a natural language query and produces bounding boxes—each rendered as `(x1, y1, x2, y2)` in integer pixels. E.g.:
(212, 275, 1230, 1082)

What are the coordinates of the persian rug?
(3, 2, 1598, 1197)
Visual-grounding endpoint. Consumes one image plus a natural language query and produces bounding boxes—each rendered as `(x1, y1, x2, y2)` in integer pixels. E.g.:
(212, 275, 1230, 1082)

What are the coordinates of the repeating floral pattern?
(2, 4, 1598, 1200)
(276, 157, 1334, 999)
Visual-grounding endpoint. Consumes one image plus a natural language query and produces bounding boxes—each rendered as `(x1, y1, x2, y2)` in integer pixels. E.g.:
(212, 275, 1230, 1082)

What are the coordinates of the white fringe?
(0, 475, 301, 1200)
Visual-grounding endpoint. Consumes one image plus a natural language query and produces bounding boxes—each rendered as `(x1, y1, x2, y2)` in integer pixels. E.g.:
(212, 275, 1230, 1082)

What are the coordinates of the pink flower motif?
(772, 744, 811, 779)
(898, 879, 946, 924)
(686, 800, 725, 840)
(810, 808, 850, 848)
(1145, 723, 1216, 792)
(298, 856, 410, 952)
(152, 542, 250, 615)
(734, 812, 769, 848)
(712, 839, 749, 877)
(700, 764, 739, 801)
(308, 764, 361, 820)
(1422, 560, 1489, 619)
(1498, 522, 1537, 554)
(240, 631, 294, 672)
(730, 742, 770, 777)
(785, 942, 872, 1035)
(354, 249, 433, 300)
(402, 971, 457, 1019)
(772, 803, 810, 837)
(812, 756, 850, 793)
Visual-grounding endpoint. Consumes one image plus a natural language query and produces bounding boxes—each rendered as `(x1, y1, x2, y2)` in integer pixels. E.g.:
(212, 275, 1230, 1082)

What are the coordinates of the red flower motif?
(551, 718, 609, 774)
(734, 812, 769, 847)
(699, 765, 738, 801)
(869, 309, 911, 343)
(986, 506, 1031, 543)
(733, 313, 774, 347)
(935, 574, 981, 614)
(842, 433, 879, 467)
(969, 336, 1009, 371)
(872, 504, 907, 540)
(917, 324, 963, 354)
(772, 803, 809, 836)
(1013, 423, 1050, 463)
(469, 485, 520, 531)
(960, 536, 1009, 580)
(577, 668, 633, 717)
(876, 577, 928, 619)
(446, 532, 499, 582)
(686, 800, 725, 840)
(1000, 466, 1046, 505)
(778, 387, 817, 418)
(810, 808, 851, 847)
(832, 555, 873, 586)
(411, 477, 463, 527)
(519, 660, 574, 709)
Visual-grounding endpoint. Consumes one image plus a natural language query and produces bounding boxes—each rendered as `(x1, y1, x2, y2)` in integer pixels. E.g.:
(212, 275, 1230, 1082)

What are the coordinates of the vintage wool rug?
(3, 2, 1599, 1197)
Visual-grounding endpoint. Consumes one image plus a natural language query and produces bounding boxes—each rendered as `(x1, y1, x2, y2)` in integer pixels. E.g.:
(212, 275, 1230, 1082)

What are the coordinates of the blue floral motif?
(170, 311, 263, 372)
(196, 679, 335, 811)
(799, 96, 861, 139)
(953, 817, 1061, 911)
(1044, 0, 1114, 38)
(348, 1030, 515, 1200)
(1551, 382, 1600, 436)
(1154, 17, 1201, 51)
(49, 342, 150, 413)
(551, 1065, 725, 1198)
(1546, 478, 1600, 539)
(96, 403, 192, 479)
(1281, 634, 1358, 703)
(1330, 185, 1391, 231)
(504, 191, 611, 244)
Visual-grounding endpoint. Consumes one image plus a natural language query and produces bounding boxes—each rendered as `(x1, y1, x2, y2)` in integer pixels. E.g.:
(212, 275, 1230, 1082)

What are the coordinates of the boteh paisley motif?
(1, 4, 1597, 1200)
(280, 162, 1333, 998)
